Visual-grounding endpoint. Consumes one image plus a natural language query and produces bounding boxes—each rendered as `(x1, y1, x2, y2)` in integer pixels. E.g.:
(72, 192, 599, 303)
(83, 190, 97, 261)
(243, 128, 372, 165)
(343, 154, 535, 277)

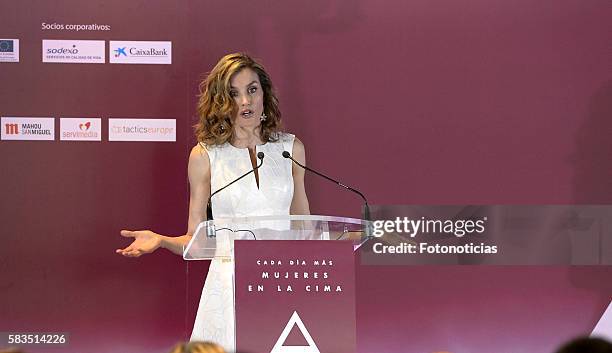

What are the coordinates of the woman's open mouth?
(240, 109, 254, 118)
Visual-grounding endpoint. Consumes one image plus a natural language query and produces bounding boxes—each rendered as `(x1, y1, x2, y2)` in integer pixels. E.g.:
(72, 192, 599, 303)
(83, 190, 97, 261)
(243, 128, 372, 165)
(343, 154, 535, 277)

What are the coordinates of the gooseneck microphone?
(205, 151, 264, 237)
(282, 151, 371, 222)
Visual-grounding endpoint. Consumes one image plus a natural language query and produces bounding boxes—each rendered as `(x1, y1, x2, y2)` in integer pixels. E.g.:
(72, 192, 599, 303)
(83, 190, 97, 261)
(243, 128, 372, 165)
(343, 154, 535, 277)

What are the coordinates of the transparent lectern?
(183, 215, 372, 353)
(184, 215, 371, 260)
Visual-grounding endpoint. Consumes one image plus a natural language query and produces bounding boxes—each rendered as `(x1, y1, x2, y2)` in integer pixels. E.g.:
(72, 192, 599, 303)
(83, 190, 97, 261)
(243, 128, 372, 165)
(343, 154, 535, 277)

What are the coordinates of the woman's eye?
(229, 91, 238, 97)
(248, 87, 257, 94)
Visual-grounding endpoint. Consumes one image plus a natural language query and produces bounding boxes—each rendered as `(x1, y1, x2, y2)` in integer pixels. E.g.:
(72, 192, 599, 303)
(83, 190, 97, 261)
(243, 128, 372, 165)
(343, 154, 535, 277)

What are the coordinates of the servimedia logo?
(1, 117, 55, 141)
(109, 118, 176, 142)
(42, 40, 105, 64)
(60, 118, 101, 141)
(109, 41, 172, 65)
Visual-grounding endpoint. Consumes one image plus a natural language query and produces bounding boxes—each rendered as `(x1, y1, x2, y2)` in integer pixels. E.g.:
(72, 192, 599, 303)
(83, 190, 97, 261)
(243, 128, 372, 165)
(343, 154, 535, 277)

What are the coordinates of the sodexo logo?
(109, 41, 172, 65)
(0, 39, 19, 62)
(60, 118, 101, 141)
(42, 40, 105, 64)
(48, 44, 78, 54)
(1, 117, 55, 141)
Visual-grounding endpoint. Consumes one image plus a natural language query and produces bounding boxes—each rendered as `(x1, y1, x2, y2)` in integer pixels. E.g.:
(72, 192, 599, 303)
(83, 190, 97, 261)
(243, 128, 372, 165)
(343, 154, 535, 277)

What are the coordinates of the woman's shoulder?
(282, 132, 305, 144)
(276, 131, 295, 141)
(189, 142, 212, 163)
(274, 132, 305, 155)
(187, 143, 212, 179)
(291, 135, 305, 156)
(191, 141, 207, 153)
(192, 140, 227, 154)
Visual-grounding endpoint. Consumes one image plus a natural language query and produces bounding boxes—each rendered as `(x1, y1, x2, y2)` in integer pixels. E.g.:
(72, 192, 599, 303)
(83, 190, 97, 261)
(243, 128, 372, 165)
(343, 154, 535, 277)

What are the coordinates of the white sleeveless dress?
(190, 133, 295, 351)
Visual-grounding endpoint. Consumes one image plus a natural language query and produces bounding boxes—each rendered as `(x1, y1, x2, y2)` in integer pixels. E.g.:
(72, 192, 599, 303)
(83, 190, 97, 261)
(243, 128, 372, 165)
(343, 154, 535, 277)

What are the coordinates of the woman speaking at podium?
(116, 53, 310, 350)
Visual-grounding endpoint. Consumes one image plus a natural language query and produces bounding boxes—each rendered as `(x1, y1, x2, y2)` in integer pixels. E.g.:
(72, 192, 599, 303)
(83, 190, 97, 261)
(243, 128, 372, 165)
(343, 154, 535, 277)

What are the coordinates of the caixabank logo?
(109, 41, 172, 64)
(1, 117, 55, 141)
(42, 40, 105, 64)
(0, 39, 19, 62)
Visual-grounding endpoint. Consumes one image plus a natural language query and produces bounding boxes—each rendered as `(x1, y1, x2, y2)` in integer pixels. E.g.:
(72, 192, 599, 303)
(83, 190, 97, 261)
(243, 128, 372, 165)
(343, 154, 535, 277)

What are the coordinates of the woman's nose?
(239, 93, 251, 106)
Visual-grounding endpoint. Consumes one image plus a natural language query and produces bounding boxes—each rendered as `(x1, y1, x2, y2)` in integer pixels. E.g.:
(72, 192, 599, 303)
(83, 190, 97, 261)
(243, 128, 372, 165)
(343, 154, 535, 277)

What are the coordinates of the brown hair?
(168, 341, 226, 353)
(195, 53, 282, 145)
(555, 337, 612, 353)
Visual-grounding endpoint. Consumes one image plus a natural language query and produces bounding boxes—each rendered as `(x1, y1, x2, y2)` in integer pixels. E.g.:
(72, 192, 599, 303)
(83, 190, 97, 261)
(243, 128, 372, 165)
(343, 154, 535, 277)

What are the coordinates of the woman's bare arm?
(290, 137, 311, 215)
(159, 144, 211, 254)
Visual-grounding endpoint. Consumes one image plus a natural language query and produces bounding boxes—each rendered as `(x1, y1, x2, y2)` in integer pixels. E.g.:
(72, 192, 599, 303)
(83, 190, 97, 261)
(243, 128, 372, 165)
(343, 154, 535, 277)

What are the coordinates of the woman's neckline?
(228, 140, 268, 150)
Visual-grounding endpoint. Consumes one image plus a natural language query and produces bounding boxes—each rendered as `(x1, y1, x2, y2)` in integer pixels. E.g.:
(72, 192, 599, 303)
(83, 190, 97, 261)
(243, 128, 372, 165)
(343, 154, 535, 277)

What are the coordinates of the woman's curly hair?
(168, 341, 226, 353)
(195, 53, 282, 145)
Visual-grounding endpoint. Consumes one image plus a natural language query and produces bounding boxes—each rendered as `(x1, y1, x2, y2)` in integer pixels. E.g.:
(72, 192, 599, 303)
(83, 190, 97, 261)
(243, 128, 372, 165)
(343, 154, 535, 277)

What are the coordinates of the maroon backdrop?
(1, 0, 611, 352)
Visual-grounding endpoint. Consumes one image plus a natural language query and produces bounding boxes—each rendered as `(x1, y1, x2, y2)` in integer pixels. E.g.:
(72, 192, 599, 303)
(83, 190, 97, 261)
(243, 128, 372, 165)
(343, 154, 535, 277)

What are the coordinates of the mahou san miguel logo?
(60, 118, 101, 141)
(5, 123, 18, 134)
(1, 117, 54, 140)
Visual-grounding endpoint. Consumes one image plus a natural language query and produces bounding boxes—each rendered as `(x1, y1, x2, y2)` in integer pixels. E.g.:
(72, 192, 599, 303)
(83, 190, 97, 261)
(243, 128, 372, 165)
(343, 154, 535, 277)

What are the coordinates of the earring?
(260, 113, 267, 122)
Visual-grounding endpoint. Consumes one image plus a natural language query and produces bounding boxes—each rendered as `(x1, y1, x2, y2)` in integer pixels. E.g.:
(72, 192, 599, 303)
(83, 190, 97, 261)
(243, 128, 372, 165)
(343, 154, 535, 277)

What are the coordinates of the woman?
(116, 53, 310, 350)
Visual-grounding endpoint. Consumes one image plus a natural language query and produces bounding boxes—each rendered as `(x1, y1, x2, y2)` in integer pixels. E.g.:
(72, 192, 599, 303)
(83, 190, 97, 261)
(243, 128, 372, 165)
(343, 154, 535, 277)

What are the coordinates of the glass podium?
(183, 215, 372, 260)
(182, 215, 372, 353)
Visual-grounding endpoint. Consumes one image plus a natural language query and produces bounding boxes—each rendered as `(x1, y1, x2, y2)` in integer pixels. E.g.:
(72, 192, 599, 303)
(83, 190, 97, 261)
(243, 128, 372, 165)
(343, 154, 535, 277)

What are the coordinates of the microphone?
(282, 151, 371, 223)
(205, 152, 265, 237)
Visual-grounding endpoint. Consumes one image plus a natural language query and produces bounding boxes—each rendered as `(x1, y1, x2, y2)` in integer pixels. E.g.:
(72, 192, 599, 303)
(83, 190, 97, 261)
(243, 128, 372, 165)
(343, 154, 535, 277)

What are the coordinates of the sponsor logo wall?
(0, 39, 19, 62)
(1, 118, 176, 142)
(60, 118, 102, 141)
(42, 39, 105, 64)
(1, 38, 172, 65)
(2, 36, 174, 141)
(1, 117, 55, 141)
(109, 41, 172, 64)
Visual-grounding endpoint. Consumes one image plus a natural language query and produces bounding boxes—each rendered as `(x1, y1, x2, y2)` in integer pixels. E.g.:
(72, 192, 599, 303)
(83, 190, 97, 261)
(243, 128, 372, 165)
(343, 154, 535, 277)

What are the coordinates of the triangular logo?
(270, 311, 320, 353)
(591, 300, 612, 340)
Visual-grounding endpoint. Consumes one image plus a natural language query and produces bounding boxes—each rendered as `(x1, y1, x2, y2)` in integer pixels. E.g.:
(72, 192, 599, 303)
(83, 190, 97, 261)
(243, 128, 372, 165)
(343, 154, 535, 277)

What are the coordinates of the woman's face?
(229, 67, 264, 130)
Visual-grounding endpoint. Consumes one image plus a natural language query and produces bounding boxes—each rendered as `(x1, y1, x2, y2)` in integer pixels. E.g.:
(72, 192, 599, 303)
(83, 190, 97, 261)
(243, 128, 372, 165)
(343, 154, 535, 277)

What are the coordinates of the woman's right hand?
(116, 230, 163, 257)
